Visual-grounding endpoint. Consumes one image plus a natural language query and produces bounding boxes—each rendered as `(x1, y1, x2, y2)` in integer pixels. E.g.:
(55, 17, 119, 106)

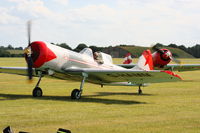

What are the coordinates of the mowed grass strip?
(0, 58, 200, 133)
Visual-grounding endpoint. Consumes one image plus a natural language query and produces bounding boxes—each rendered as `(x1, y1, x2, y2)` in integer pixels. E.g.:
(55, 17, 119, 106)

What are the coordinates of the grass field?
(0, 58, 200, 133)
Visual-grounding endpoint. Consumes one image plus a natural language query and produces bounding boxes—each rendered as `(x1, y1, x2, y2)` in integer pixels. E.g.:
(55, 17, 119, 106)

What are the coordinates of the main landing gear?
(31, 72, 88, 99)
(32, 75, 43, 97)
(138, 85, 143, 95)
(71, 73, 88, 99)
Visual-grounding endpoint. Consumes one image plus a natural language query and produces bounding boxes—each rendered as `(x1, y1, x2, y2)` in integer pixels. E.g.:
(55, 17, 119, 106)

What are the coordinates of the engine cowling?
(152, 49, 172, 68)
(25, 41, 57, 68)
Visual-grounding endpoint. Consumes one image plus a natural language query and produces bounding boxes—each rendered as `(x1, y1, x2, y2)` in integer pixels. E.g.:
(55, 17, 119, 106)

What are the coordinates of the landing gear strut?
(138, 85, 142, 95)
(32, 75, 43, 97)
(71, 73, 88, 99)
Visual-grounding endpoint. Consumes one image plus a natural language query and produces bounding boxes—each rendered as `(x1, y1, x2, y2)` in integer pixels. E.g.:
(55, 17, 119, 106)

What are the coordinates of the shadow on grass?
(90, 92, 155, 97)
(0, 93, 146, 105)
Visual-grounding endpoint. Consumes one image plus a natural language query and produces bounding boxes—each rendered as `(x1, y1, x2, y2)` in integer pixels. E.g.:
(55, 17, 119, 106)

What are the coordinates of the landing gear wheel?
(32, 87, 43, 97)
(138, 89, 142, 95)
(71, 89, 81, 99)
(138, 85, 142, 95)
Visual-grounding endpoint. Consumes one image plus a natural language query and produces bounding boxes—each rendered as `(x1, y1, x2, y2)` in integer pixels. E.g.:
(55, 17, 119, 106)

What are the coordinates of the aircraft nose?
(27, 41, 57, 68)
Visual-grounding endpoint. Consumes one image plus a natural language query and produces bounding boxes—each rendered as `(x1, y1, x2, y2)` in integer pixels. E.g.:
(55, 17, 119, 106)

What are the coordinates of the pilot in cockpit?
(94, 52, 104, 64)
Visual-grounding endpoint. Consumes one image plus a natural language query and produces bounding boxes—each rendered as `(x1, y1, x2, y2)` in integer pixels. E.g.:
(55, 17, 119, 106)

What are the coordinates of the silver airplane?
(0, 40, 184, 99)
(0, 21, 188, 99)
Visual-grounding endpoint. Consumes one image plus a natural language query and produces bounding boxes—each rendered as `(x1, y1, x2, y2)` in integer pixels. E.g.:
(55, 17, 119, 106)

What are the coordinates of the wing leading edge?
(0, 67, 28, 75)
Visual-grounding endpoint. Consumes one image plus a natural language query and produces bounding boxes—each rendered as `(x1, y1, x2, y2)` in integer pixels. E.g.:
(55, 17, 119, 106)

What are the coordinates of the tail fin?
(132, 50, 154, 71)
(123, 53, 132, 64)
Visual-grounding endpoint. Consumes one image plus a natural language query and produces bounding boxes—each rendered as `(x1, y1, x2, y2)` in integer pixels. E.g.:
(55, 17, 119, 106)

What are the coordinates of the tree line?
(0, 43, 103, 57)
(0, 45, 23, 57)
(0, 43, 199, 58)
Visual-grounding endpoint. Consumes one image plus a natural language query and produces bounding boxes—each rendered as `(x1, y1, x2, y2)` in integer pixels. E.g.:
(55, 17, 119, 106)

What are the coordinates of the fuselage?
(28, 41, 125, 77)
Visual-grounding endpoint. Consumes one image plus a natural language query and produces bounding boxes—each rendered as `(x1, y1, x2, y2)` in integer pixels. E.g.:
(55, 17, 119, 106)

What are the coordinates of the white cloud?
(113, 0, 200, 45)
(17, 0, 53, 18)
(53, 0, 68, 6)
(0, 7, 21, 24)
(67, 4, 116, 24)
(7, 0, 60, 20)
(1, 0, 200, 47)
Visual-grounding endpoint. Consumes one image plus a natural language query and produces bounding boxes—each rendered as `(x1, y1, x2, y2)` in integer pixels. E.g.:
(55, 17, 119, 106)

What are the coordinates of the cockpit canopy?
(99, 52, 113, 64)
(79, 48, 94, 58)
(79, 48, 113, 64)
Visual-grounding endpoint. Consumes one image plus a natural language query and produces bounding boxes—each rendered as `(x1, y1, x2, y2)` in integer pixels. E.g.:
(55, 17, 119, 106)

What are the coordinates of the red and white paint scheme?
(0, 41, 183, 99)
(133, 50, 153, 71)
(27, 41, 125, 72)
(122, 49, 173, 69)
(152, 49, 172, 68)
(123, 53, 132, 64)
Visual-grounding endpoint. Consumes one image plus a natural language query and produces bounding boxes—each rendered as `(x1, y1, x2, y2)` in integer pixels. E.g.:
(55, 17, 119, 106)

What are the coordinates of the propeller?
(170, 56, 181, 64)
(24, 20, 33, 81)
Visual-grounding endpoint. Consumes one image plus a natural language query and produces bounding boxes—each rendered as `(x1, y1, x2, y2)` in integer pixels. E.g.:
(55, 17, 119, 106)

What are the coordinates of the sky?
(0, 0, 200, 48)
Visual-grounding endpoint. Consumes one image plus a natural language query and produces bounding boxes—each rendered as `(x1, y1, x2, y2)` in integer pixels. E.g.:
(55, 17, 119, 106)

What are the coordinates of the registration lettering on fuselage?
(106, 73, 152, 78)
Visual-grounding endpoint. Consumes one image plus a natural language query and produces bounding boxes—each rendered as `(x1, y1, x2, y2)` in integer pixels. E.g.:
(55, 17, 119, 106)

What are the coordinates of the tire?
(32, 87, 43, 97)
(138, 89, 142, 95)
(71, 89, 81, 99)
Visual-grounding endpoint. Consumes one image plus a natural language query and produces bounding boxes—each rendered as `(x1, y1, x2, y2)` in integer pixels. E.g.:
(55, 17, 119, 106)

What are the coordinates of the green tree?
(15, 47, 23, 50)
(7, 44, 14, 50)
(89, 46, 103, 52)
(58, 43, 72, 50)
(168, 43, 178, 48)
(0, 49, 10, 57)
(188, 44, 200, 58)
(74, 43, 88, 52)
(154, 43, 164, 47)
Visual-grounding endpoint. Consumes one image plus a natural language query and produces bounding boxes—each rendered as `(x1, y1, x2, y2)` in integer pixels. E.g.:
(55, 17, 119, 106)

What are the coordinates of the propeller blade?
(171, 57, 181, 64)
(27, 20, 31, 46)
(24, 46, 33, 80)
(26, 20, 33, 80)
(27, 54, 33, 80)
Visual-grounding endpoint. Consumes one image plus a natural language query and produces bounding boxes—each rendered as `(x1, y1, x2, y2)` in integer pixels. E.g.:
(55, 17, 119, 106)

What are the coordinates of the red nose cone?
(152, 49, 171, 67)
(29, 41, 57, 68)
(162, 53, 168, 60)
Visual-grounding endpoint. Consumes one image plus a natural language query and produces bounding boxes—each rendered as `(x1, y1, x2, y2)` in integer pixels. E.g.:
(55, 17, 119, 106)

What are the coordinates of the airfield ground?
(0, 58, 200, 133)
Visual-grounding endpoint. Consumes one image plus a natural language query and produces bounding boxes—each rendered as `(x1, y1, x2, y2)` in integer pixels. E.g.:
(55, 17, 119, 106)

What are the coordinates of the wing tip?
(161, 70, 182, 80)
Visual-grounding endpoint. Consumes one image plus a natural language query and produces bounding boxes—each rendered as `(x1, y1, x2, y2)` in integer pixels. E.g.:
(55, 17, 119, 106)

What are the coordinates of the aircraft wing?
(64, 68, 182, 85)
(0, 67, 36, 76)
(118, 64, 200, 71)
(162, 64, 200, 71)
(0, 67, 182, 85)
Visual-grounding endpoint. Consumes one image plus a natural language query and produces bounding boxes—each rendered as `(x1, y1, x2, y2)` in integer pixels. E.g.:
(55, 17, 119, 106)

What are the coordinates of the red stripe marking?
(161, 70, 182, 80)
(142, 50, 154, 70)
